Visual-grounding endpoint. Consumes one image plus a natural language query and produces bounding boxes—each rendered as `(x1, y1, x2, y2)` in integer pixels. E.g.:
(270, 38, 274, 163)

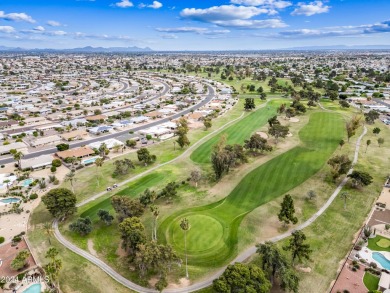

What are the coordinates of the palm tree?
(150, 205, 159, 241)
(340, 191, 350, 210)
(43, 222, 54, 245)
(94, 158, 104, 187)
(180, 218, 190, 279)
(11, 150, 24, 171)
(65, 171, 76, 193)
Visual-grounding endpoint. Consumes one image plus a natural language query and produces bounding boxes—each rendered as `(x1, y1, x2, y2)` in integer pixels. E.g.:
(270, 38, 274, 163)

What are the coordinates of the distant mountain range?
(0, 46, 153, 52)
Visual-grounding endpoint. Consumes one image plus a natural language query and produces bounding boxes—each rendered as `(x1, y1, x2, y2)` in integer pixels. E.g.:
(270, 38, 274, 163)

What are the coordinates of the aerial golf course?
(159, 111, 344, 266)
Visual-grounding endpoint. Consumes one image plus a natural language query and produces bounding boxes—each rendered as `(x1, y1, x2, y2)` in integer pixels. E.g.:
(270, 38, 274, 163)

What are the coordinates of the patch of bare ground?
(167, 278, 191, 289)
(87, 239, 97, 256)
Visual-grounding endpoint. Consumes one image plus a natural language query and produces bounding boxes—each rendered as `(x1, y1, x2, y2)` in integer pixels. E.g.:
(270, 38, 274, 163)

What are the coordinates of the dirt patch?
(289, 117, 300, 123)
(297, 266, 312, 273)
(87, 239, 97, 256)
(287, 132, 293, 137)
(148, 277, 159, 288)
(256, 131, 269, 139)
(167, 278, 191, 289)
(116, 242, 127, 258)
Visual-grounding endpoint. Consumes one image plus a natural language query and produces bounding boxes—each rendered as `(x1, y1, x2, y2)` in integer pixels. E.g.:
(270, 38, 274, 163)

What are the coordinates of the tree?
(269, 124, 289, 144)
(339, 139, 345, 149)
(283, 230, 312, 263)
(244, 98, 255, 111)
(43, 222, 54, 245)
(175, 117, 190, 149)
(64, 171, 76, 193)
(277, 103, 286, 114)
(378, 137, 384, 147)
(373, 127, 381, 135)
(306, 190, 316, 200)
(159, 181, 179, 199)
(327, 154, 352, 181)
(137, 148, 156, 166)
(139, 188, 157, 207)
(203, 118, 212, 130)
(126, 139, 137, 148)
(134, 241, 180, 282)
(268, 115, 280, 127)
(291, 100, 306, 113)
(190, 170, 202, 187)
(98, 142, 109, 158)
(285, 108, 295, 118)
(113, 158, 135, 176)
(348, 170, 373, 188)
(180, 218, 190, 279)
(44, 248, 62, 288)
(278, 194, 298, 226)
(10, 150, 24, 171)
(244, 134, 272, 154)
(256, 241, 287, 284)
(94, 157, 104, 187)
(69, 217, 93, 236)
(11, 250, 30, 270)
(213, 263, 271, 293)
(366, 139, 371, 153)
(339, 100, 350, 108)
(364, 110, 380, 124)
(56, 143, 69, 151)
(346, 115, 361, 142)
(97, 209, 114, 225)
(150, 205, 159, 241)
(42, 188, 77, 220)
(340, 191, 350, 210)
(119, 217, 146, 257)
(112, 196, 144, 222)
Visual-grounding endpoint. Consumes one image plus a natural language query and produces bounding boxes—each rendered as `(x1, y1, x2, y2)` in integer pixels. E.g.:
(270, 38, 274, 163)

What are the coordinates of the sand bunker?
(289, 117, 300, 123)
(256, 132, 269, 139)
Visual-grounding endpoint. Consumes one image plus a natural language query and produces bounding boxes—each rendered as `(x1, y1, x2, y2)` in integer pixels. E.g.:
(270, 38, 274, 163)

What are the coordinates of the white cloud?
(231, 0, 292, 9)
(113, 0, 133, 8)
(161, 34, 178, 39)
(0, 26, 15, 33)
(214, 18, 287, 29)
(180, 5, 269, 22)
(291, 1, 330, 16)
(148, 1, 162, 9)
(156, 27, 207, 33)
(0, 11, 35, 23)
(47, 20, 61, 27)
(33, 26, 45, 32)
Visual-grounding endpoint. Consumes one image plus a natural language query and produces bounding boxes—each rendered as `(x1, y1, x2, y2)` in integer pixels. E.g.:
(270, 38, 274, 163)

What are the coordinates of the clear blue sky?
(0, 0, 389, 50)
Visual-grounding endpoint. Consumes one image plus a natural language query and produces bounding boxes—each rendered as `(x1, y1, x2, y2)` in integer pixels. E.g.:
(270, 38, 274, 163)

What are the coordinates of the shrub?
(50, 166, 57, 173)
(52, 159, 62, 167)
(352, 260, 358, 265)
(29, 194, 38, 200)
(354, 245, 362, 251)
(0, 236, 4, 244)
(370, 262, 377, 269)
(352, 267, 357, 272)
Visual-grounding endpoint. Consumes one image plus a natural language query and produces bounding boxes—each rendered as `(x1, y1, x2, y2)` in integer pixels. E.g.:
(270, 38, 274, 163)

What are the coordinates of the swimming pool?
(22, 283, 41, 293)
(22, 178, 33, 187)
(82, 157, 98, 165)
(372, 252, 390, 270)
(0, 197, 20, 204)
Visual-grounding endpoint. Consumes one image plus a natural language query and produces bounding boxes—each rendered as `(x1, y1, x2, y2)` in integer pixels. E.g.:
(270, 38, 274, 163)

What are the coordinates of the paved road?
(52, 103, 368, 293)
(0, 82, 213, 165)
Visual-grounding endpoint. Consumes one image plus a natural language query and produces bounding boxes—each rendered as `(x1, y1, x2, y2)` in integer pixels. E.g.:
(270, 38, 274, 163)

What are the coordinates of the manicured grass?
(191, 99, 283, 164)
(368, 235, 390, 252)
(363, 272, 380, 291)
(159, 111, 345, 267)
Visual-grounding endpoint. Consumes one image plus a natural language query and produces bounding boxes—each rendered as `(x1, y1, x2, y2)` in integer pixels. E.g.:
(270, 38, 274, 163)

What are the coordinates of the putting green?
(377, 238, 390, 248)
(159, 111, 345, 267)
(171, 214, 224, 253)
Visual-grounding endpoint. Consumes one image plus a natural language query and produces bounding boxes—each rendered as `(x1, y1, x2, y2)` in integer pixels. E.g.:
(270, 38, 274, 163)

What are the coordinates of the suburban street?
(0, 83, 215, 165)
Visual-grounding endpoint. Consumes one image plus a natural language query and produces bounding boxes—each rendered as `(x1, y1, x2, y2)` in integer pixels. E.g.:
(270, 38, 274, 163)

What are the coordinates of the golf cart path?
(53, 107, 367, 293)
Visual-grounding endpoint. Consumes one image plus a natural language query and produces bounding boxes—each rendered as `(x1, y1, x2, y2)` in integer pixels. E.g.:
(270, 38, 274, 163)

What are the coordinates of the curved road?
(53, 104, 368, 292)
(0, 81, 213, 165)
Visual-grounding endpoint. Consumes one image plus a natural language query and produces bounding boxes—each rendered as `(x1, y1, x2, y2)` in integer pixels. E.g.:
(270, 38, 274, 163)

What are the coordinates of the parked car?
(106, 187, 112, 191)
(113, 184, 118, 188)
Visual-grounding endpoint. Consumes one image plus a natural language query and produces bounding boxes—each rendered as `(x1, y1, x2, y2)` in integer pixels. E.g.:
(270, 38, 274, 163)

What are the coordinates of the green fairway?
(159, 111, 345, 267)
(190, 99, 282, 164)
